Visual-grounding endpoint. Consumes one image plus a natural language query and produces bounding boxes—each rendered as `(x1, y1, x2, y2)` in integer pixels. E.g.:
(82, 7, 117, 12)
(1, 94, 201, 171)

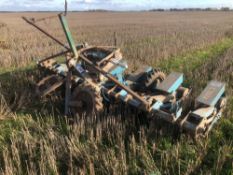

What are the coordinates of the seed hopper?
(180, 81, 226, 139)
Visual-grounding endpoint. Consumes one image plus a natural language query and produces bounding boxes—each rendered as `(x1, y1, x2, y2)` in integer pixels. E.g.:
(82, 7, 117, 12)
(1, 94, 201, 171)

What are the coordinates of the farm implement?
(22, 13, 227, 139)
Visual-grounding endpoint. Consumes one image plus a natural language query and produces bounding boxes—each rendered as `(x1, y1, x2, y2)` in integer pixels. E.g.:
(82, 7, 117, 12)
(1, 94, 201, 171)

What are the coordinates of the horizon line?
(0, 7, 233, 13)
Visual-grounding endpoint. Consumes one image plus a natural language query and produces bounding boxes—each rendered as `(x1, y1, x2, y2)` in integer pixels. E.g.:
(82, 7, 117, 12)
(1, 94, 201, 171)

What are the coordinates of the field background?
(0, 12, 233, 174)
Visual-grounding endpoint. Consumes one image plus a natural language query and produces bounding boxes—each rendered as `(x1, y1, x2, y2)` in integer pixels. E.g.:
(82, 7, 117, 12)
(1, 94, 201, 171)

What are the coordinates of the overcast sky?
(0, 0, 233, 11)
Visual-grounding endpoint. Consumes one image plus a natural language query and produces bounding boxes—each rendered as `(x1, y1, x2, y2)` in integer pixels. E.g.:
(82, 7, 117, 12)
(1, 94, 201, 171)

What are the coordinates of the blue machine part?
(75, 64, 85, 75)
(196, 81, 225, 107)
(192, 107, 215, 118)
(151, 100, 183, 119)
(53, 64, 68, 76)
(176, 108, 182, 118)
(119, 90, 141, 107)
(156, 72, 183, 93)
(119, 90, 128, 100)
(145, 67, 153, 73)
(169, 101, 182, 118)
(110, 64, 127, 84)
(151, 101, 164, 110)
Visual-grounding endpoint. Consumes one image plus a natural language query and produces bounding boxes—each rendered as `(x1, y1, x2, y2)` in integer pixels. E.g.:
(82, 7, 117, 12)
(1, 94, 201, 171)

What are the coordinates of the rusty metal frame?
(22, 14, 150, 110)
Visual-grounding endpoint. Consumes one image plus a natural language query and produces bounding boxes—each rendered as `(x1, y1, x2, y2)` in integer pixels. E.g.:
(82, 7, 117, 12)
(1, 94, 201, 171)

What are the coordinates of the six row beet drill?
(22, 13, 227, 139)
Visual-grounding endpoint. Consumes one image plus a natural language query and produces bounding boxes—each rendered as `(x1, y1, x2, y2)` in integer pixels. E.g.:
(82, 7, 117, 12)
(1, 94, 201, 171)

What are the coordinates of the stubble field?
(0, 11, 233, 174)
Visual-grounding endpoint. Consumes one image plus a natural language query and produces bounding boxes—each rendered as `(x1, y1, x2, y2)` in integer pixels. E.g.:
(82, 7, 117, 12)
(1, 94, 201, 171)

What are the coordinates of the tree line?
(149, 7, 231, 12)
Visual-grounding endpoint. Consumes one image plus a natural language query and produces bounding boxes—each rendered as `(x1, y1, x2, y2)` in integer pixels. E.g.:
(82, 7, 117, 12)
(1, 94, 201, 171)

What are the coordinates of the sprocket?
(144, 69, 166, 90)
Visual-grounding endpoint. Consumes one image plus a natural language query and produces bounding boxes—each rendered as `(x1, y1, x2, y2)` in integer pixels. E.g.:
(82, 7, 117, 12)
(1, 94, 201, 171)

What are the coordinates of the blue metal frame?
(197, 81, 225, 107)
(110, 65, 127, 84)
(156, 73, 183, 93)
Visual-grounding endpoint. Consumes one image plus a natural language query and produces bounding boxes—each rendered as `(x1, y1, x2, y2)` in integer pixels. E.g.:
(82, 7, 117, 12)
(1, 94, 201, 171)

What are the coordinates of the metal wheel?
(69, 82, 103, 116)
(144, 69, 166, 89)
(36, 75, 64, 97)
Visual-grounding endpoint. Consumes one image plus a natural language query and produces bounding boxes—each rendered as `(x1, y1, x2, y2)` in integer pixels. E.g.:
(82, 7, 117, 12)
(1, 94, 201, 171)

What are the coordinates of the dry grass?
(1, 12, 233, 68)
(0, 12, 233, 175)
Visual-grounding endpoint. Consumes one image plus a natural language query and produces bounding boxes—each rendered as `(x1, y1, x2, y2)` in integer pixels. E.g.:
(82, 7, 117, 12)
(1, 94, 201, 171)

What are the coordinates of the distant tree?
(221, 7, 230, 11)
(167, 7, 230, 12)
(204, 8, 212, 11)
(87, 9, 110, 12)
(170, 8, 179, 11)
(184, 8, 202, 11)
(149, 9, 165, 12)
